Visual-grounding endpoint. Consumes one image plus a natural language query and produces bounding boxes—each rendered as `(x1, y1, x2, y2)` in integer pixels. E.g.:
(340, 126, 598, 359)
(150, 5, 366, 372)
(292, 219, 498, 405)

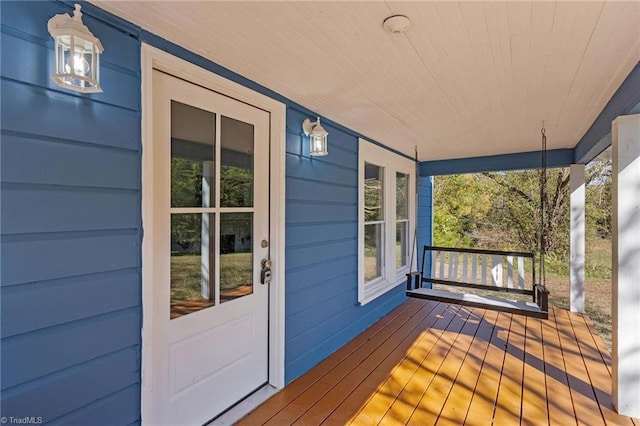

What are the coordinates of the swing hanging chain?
(409, 145, 419, 272)
(539, 122, 547, 287)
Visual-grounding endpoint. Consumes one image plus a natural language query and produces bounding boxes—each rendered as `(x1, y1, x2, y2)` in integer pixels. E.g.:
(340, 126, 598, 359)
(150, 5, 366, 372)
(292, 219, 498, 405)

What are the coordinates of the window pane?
(171, 101, 215, 208)
(396, 221, 408, 268)
(365, 163, 384, 222)
(365, 223, 384, 282)
(396, 172, 408, 220)
(170, 213, 215, 319)
(220, 116, 254, 207)
(220, 213, 253, 303)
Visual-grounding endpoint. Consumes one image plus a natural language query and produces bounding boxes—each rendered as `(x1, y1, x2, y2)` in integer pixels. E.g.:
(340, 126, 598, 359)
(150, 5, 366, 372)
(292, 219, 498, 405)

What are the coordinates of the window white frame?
(358, 139, 416, 305)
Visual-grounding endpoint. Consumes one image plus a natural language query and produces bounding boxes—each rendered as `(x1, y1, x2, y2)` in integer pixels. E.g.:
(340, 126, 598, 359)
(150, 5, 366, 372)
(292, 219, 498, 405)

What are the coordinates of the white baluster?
(491, 255, 503, 287)
(507, 256, 514, 288)
(518, 257, 525, 289)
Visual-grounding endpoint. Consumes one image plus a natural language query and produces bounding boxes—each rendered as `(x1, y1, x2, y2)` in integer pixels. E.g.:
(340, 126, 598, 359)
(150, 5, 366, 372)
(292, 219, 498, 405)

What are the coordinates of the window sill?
(358, 275, 406, 306)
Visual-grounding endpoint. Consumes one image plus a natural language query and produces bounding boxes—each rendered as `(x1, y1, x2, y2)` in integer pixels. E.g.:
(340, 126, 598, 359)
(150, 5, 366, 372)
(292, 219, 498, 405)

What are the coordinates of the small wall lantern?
(302, 117, 329, 156)
(48, 4, 103, 93)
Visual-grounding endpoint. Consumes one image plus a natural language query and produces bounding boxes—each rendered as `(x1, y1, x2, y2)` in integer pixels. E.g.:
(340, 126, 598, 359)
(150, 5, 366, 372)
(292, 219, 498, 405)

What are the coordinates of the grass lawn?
(171, 252, 253, 302)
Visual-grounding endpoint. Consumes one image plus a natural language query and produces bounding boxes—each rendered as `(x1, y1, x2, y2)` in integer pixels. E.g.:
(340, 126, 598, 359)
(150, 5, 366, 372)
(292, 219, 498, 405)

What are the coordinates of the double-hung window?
(358, 139, 415, 305)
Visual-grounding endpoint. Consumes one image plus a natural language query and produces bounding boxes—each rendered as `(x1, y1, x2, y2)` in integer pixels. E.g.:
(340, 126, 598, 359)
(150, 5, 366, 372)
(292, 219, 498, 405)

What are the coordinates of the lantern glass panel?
(70, 35, 93, 78)
(311, 134, 327, 155)
(56, 35, 71, 75)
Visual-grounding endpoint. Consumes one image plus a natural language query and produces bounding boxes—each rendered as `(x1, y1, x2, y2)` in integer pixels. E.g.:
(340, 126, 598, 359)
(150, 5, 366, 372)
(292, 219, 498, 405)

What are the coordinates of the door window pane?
(396, 172, 408, 220)
(170, 213, 215, 319)
(171, 101, 216, 208)
(220, 116, 254, 207)
(220, 213, 253, 303)
(364, 163, 384, 221)
(364, 223, 384, 282)
(396, 221, 408, 268)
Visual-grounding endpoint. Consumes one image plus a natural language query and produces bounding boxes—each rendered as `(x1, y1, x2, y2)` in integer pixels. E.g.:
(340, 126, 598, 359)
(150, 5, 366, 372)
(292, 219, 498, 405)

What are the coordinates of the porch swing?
(406, 126, 550, 319)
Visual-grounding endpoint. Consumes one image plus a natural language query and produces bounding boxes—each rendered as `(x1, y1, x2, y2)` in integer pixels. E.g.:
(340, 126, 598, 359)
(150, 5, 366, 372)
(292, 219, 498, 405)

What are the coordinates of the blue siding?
(284, 107, 406, 382)
(0, 2, 141, 425)
(140, 30, 409, 384)
(1, 2, 413, 422)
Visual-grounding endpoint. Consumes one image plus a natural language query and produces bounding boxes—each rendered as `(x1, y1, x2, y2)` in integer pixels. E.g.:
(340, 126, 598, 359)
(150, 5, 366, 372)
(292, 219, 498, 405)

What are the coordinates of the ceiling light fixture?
(383, 15, 411, 34)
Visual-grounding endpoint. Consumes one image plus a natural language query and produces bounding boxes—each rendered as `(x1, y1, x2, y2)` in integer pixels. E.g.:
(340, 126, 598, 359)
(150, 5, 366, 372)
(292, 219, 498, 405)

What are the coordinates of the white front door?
(149, 70, 270, 425)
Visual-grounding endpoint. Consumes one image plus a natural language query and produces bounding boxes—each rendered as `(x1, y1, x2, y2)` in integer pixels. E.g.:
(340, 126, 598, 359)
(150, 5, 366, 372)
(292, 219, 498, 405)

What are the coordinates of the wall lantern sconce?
(48, 4, 103, 93)
(302, 117, 329, 156)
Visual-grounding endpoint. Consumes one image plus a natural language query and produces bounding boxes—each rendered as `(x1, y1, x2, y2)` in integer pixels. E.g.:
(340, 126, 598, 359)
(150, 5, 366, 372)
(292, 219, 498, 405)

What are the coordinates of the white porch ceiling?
(93, 1, 640, 161)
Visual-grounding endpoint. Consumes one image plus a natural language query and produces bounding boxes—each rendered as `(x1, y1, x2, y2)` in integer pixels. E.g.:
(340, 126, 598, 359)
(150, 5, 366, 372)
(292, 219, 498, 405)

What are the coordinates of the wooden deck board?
(376, 305, 468, 425)
(356, 304, 462, 425)
(296, 301, 445, 425)
(436, 309, 499, 425)
(493, 313, 528, 425)
(570, 312, 635, 426)
(541, 304, 578, 426)
(520, 315, 550, 425)
(463, 311, 513, 426)
(581, 313, 613, 376)
(236, 302, 638, 426)
(322, 302, 450, 425)
(407, 307, 482, 425)
(553, 309, 606, 426)
(245, 300, 422, 424)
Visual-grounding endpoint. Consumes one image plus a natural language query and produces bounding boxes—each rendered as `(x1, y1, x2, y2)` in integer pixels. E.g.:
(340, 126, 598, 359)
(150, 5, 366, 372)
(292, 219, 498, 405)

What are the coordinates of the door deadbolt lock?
(260, 259, 272, 285)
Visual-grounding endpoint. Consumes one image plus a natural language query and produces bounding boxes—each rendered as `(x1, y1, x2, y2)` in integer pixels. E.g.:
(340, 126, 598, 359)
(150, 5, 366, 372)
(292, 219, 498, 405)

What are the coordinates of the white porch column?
(611, 113, 640, 419)
(570, 164, 585, 313)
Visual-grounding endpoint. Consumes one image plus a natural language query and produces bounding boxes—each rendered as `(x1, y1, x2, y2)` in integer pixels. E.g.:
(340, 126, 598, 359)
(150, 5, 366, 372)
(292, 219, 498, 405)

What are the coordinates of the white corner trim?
(140, 44, 286, 424)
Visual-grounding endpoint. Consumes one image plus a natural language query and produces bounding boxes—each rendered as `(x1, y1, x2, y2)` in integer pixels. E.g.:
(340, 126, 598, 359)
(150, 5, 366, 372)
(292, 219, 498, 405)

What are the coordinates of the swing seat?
(407, 246, 549, 319)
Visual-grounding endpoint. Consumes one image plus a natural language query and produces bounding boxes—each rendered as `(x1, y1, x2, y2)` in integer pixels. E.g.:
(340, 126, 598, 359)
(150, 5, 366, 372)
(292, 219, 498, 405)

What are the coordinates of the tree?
(169, 158, 256, 252)
(433, 160, 613, 272)
(585, 160, 612, 240)
(482, 168, 570, 256)
(433, 174, 496, 247)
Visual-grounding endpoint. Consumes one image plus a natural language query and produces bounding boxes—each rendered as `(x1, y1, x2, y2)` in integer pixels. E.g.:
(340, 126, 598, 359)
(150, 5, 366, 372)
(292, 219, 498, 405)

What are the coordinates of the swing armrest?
(534, 284, 549, 313)
(406, 271, 422, 290)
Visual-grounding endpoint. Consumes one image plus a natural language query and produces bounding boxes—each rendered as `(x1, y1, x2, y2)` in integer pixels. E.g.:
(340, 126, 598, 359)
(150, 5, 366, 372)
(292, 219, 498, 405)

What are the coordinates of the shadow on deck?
(237, 299, 638, 425)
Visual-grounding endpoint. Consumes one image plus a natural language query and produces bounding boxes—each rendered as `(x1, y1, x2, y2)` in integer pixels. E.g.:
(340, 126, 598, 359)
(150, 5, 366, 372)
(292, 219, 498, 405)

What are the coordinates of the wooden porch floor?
(237, 299, 638, 426)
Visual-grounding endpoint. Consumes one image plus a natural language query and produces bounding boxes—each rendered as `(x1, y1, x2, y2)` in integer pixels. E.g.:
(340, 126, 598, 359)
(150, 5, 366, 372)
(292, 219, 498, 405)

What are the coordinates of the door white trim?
(140, 44, 286, 424)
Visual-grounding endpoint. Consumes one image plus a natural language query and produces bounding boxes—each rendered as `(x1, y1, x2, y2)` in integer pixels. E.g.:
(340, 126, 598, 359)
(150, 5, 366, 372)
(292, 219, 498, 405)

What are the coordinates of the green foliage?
(433, 174, 495, 247)
(170, 158, 255, 249)
(482, 168, 571, 256)
(396, 173, 409, 219)
(543, 252, 570, 276)
(221, 166, 253, 207)
(433, 160, 612, 281)
(171, 158, 205, 208)
(364, 178, 383, 222)
(585, 161, 612, 240)
(171, 214, 202, 251)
